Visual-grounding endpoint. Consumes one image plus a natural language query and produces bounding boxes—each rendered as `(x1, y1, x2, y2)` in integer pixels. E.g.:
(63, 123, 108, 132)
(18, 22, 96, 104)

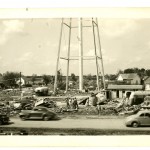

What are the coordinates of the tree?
(2, 71, 20, 88)
(42, 75, 51, 86)
(71, 73, 77, 82)
(124, 68, 135, 73)
(86, 74, 92, 80)
(0, 83, 5, 89)
(83, 79, 97, 90)
(56, 70, 64, 90)
(123, 67, 146, 78)
(138, 68, 146, 78)
(57, 70, 62, 83)
(51, 76, 55, 84)
(57, 81, 66, 90)
(116, 69, 124, 76)
(31, 74, 37, 85)
(146, 69, 150, 76)
(108, 74, 117, 80)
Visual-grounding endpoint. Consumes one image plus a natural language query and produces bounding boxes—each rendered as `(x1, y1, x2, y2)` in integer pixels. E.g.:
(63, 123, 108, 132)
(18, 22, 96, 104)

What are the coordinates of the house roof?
(143, 76, 149, 80)
(107, 84, 143, 90)
(118, 73, 139, 80)
(144, 76, 150, 83)
(22, 76, 43, 82)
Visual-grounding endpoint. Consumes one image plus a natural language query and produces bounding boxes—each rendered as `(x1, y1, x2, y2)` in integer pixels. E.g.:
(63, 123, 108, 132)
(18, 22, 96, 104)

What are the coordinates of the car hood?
(126, 114, 137, 120)
(20, 110, 31, 113)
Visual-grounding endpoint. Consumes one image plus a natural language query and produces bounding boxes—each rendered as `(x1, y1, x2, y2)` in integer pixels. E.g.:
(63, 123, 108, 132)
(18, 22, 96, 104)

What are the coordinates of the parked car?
(19, 106, 58, 121)
(0, 114, 10, 125)
(125, 110, 150, 127)
(34, 87, 49, 96)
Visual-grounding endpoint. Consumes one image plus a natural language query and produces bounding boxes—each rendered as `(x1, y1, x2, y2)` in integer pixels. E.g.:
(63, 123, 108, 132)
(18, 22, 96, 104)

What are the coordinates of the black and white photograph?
(1, 4, 150, 147)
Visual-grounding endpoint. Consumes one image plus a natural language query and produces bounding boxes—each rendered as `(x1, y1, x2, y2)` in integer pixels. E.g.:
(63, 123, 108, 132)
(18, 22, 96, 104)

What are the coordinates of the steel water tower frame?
(54, 18, 105, 93)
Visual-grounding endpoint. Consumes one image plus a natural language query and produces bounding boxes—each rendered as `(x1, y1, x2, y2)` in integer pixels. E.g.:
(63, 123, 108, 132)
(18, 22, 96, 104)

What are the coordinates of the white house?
(117, 73, 141, 85)
(16, 77, 25, 86)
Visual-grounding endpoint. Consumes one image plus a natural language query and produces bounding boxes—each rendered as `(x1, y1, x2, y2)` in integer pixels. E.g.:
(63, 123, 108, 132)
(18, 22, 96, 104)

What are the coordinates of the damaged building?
(107, 84, 143, 99)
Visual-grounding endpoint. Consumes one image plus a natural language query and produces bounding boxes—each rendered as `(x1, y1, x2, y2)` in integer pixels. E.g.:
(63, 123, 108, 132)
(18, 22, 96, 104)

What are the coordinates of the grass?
(1, 127, 150, 135)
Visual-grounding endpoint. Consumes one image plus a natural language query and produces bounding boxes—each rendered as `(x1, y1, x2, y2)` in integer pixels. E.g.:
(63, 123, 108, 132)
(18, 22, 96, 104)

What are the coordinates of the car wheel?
(20, 116, 26, 121)
(132, 122, 139, 128)
(43, 116, 49, 121)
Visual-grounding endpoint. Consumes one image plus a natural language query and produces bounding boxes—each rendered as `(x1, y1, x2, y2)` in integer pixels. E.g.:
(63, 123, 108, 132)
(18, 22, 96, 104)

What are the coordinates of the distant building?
(117, 73, 141, 85)
(21, 76, 44, 85)
(16, 77, 25, 85)
(143, 76, 150, 90)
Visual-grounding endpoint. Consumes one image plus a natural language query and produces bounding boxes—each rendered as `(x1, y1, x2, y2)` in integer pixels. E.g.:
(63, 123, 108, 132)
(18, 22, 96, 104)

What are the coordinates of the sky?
(0, 17, 150, 76)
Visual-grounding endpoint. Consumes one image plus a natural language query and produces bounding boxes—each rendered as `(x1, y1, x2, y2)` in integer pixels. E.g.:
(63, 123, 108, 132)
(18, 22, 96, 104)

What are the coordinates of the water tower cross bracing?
(54, 18, 105, 93)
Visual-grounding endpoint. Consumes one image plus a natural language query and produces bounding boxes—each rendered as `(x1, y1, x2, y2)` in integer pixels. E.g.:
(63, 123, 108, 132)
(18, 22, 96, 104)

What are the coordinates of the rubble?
(35, 98, 57, 108)
(1, 88, 150, 117)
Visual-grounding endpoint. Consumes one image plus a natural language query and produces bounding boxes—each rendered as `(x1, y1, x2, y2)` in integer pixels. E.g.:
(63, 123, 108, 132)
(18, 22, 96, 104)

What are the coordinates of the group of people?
(65, 91, 106, 114)
(87, 92, 106, 113)
(65, 97, 78, 110)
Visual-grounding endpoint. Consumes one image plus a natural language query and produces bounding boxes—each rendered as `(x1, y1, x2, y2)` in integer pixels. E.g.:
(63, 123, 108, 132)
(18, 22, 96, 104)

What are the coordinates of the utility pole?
(19, 72, 22, 91)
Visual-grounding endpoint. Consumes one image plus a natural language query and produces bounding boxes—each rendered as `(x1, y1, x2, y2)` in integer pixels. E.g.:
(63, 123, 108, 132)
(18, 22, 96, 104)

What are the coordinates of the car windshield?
(138, 112, 150, 117)
(139, 113, 145, 117)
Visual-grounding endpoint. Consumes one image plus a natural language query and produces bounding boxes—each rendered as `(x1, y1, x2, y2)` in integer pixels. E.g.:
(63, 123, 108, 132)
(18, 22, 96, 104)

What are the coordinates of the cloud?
(146, 41, 150, 50)
(0, 36, 7, 45)
(121, 56, 142, 69)
(85, 48, 116, 65)
(103, 56, 116, 64)
(0, 20, 25, 45)
(17, 52, 33, 62)
(3, 20, 24, 33)
(101, 19, 137, 38)
(127, 56, 142, 64)
(86, 49, 94, 56)
(62, 44, 78, 54)
(101, 48, 116, 64)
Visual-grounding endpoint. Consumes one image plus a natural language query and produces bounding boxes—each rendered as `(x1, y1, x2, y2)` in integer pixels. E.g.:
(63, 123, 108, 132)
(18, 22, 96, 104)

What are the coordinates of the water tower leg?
(92, 18, 100, 91)
(96, 18, 106, 90)
(66, 18, 72, 92)
(54, 19, 64, 94)
(78, 18, 83, 91)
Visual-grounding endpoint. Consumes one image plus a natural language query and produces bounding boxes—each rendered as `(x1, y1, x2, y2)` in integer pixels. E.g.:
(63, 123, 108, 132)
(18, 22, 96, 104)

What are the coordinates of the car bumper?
(125, 120, 132, 126)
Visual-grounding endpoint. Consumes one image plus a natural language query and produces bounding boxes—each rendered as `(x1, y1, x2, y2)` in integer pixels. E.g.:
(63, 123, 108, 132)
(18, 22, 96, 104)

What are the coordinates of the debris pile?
(73, 92, 149, 116)
(1, 89, 150, 117)
(35, 98, 57, 108)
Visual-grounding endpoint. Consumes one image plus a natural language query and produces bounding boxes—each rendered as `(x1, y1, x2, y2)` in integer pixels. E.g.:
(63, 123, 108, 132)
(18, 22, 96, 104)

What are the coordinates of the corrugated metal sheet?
(134, 91, 150, 96)
(107, 84, 143, 90)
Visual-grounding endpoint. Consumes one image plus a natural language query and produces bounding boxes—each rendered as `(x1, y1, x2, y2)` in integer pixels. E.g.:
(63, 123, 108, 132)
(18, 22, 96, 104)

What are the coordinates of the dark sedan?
(0, 114, 10, 125)
(19, 106, 58, 121)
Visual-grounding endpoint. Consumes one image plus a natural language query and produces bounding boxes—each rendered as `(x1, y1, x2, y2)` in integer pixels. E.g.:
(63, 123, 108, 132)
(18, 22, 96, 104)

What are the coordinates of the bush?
(57, 82, 66, 90)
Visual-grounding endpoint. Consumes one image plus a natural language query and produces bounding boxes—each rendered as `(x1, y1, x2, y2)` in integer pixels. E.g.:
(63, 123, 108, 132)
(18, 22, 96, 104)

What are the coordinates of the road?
(3, 116, 150, 131)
